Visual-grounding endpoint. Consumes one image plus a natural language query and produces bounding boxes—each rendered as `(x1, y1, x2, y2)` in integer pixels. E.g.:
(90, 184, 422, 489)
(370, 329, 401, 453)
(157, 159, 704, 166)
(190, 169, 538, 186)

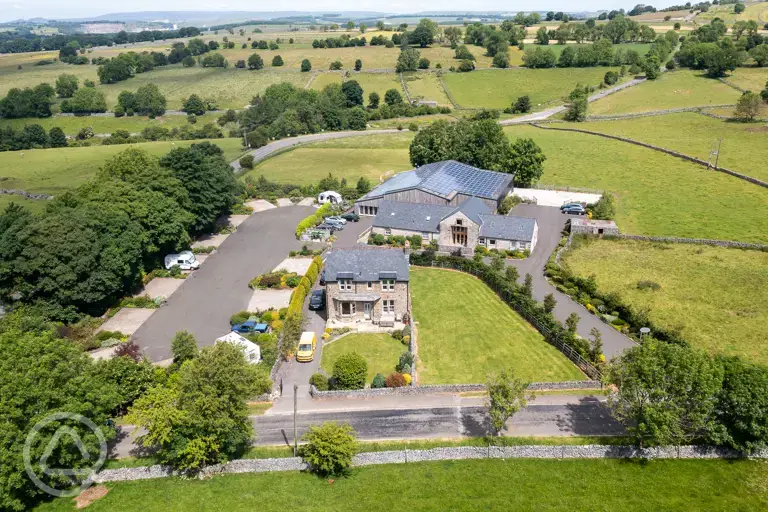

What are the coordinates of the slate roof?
(478, 214, 537, 242)
(359, 160, 514, 201)
(324, 248, 410, 283)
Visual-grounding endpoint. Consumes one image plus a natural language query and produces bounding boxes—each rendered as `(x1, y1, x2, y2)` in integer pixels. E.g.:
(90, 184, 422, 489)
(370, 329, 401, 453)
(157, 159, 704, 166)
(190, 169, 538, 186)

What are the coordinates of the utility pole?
(293, 383, 298, 456)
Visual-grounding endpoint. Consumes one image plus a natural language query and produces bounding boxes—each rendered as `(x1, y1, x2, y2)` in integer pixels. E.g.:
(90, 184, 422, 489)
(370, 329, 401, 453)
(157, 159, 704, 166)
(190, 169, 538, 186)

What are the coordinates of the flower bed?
(249, 270, 301, 290)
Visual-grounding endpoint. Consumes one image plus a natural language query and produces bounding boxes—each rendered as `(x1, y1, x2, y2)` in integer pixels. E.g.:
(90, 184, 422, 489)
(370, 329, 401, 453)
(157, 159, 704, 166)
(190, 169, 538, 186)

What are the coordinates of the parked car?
(326, 215, 347, 225)
(164, 251, 199, 271)
(560, 202, 584, 211)
(322, 220, 344, 230)
(308, 289, 325, 310)
(231, 318, 270, 334)
(341, 212, 360, 222)
(319, 269, 326, 286)
(296, 331, 317, 362)
(315, 223, 337, 233)
(562, 204, 587, 215)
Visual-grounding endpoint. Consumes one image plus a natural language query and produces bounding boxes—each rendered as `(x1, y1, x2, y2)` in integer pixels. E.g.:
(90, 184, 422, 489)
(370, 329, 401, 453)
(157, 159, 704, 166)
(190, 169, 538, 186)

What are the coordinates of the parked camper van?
(318, 191, 342, 205)
(164, 251, 200, 271)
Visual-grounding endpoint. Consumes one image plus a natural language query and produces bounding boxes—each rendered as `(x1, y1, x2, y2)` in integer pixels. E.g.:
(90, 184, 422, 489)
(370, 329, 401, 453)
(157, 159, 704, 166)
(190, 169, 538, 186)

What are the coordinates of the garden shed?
(215, 332, 262, 364)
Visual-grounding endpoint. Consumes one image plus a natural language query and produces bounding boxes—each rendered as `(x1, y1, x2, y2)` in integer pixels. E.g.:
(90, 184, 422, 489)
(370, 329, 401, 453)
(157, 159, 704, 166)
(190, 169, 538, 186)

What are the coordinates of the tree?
(271, 55, 284, 67)
(0, 84, 55, 119)
(444, 26, 463, 48)
(55, 73, 78, 98)
(396, 48, 420, 72)
(511, 95, 531, 113)
(564, 85, 588, 122)
(384, 88, 403, 106)
(248, 53, 264, 70)
(354, 58, 362, 71)
(522, 273, 533, 297)
(346, 21, 355, 31)
(508, 138, 546, 186)
(607, 340, 723, 447)
(505, 265, 519, 284)
(418, 57, 430, 69)
(455, 45, 475, 60)
(762, 80, 768, 103)
(356, 177, 371, 194)
(127, 342, 263, 470)
(486, 368, 532, 435)
(368, 91, 380, 108)
(359, 23, 367, 33)
(492, 52, 510, 68)
(134, 83, 167, 117)
(734, 2, 745, 14)
(300, 58, 311, 72)
(300, 422, 359, 475)
(182, 94, 207, 116)
(182, 55, 196, 67)
(62, 86, 107, 114)
(643, 54, 661, 80)
(341, 80, 364, 107)
(48, 126, 67, 147)
(331, 352, 367, 390)
(543, 293, 556, 313)
(409, 24, 434, 47)
(588, 327, 604, 363)
(171, 330, 199, 366)
(565, 312, 580, 334)
(535, 26, 549, 45)
(345, 107, 367, 131)
(712, 357, 768, 453)
(734, 91, 762, 121)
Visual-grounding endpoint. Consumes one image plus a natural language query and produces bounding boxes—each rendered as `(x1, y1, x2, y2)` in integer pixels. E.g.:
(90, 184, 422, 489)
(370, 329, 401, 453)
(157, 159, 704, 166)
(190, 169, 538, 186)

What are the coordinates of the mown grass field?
(0, 112, 219, 136)
(402, 71, 452, 106)
(410, 268, 584, 384)
(589, 70, 742, 115)
(504, 125, 768, 243)
(725, 67, 768, 93)
(563, 237, 768, 364)
(443, 67, 620, 110)
(0, 138, 244, 195)
(241, 133, 413, 185)
(35, 459, 768, 511)
(581, 112, 768, 181)
(320, 333, 404, 382)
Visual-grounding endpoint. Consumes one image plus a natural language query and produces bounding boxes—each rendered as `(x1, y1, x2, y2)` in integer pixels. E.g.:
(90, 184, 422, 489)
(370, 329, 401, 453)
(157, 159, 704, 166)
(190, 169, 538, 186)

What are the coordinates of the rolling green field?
(725, 67, 768, 93)
(35, 459, 768, 511)
(0, 138, 244, 195)
(0, 195, 49, 214)
(442, 67, 620, 109)
(410, 268, 584, 384)
(241, 133, 413, 185)
(580, 112, 768, 182)
(563, 238, 768, 365)
(536, 43, 652, 58)
(310, 72, 405, 102)
(0, 113, 219, 136)
(589, 70, 742, 115)
(504, 125, 768, 243)
(320, 333, 404, 382)
(402, 72, 452, 106)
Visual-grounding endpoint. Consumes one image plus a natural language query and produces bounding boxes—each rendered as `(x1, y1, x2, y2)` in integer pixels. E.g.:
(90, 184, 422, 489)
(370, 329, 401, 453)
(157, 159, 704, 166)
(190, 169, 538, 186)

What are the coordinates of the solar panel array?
(420, 161, 510, 199)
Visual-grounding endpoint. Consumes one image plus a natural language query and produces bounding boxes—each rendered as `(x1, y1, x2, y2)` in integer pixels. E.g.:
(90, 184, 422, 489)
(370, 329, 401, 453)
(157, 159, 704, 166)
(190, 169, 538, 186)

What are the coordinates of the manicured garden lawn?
(589, 70, 741, 115)
(410, 268, 584, 384)
(0, 112, 219, 136)
(402, 72, 452, 106)
(240, 133, 413, 185)
(503, 125, 768, 244)
(0, 138, 244, 195)
(562, 237, 768, 365)
(35, 459, 768, 511)
(321, 333, 404, 382)
(442, 67, 620, 110)
(581, 112, 768, 182)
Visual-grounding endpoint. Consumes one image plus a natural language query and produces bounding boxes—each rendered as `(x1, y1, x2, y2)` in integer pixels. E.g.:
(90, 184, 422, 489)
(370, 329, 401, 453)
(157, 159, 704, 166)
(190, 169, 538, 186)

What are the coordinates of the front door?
(364, 302, 371, 320)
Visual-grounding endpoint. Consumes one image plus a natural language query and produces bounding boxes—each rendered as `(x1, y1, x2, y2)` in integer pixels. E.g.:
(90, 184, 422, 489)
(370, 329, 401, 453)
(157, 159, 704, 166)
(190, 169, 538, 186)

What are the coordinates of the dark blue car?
(232, 319, 270, 334)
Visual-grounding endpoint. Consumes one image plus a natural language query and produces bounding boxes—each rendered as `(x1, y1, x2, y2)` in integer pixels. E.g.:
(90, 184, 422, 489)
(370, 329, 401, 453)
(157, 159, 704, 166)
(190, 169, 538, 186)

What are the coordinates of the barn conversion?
(355, 160, 514, 216)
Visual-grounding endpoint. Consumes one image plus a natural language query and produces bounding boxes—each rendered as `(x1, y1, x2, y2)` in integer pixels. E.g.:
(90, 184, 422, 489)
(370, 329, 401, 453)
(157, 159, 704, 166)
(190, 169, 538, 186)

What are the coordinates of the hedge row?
(288, 255, 324, 317)
(295, 203, 331, 238)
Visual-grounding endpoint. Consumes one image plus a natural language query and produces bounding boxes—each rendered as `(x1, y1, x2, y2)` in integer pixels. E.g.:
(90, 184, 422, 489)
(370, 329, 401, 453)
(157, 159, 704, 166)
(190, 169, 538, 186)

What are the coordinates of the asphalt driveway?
(505, 204, 636, 360)
(133, 205, 315, 362)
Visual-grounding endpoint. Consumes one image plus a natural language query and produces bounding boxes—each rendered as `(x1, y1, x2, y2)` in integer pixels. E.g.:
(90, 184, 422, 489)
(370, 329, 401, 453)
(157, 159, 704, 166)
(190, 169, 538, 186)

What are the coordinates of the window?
(384, 228, 391, 235)
(381, 279, 395, 291)
(339, 279, 352, 291)
(489, 239, 496, 246)
(382, 300, 395, 313)
(478, 238, 485, 245)
(360, 205, 378, 216)
(367, 281, 373, 290)
(421, 232, 429, 240)
(340, 302, 356, 315)
(452, 225, 468, 246)
(456, 219, 463, 226)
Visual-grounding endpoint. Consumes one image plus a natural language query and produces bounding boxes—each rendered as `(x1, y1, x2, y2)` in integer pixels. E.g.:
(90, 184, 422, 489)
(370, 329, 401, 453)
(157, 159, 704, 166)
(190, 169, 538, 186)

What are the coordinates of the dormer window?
(339, 279, 352, 291)
(381, 279, 395, 291)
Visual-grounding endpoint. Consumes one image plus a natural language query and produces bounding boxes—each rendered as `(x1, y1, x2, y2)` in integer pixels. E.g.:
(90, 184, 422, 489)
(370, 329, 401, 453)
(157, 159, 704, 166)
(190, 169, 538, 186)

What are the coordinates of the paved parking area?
(227, 215, 251, 228)
(246, 199, 277, 213)
(138, 277, 184, 300)
(512, 188, 602, 207)
(98, 308, 156, 336)
(247, 289, 293, 312)
(192, 233, 229, 248)
(272, 257, 313, 274)
(132, 206, 315, 362)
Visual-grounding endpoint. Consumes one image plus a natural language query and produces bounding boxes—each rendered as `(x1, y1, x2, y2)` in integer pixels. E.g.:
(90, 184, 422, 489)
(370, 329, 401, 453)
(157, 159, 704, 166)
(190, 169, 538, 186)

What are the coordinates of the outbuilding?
(569, 218, 619, 236)
(215, 332, 262, 364)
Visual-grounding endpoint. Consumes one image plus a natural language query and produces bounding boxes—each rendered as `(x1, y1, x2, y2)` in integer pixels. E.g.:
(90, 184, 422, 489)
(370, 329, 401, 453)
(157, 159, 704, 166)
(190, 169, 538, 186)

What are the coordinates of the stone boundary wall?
(616, 234, 768, 251)
(530, 124, 768, 190)
(437, 75, 460, 109)
(308, 380, 601, 399)
(93, 445, 768, 483)
(585, 104, 736, 121)
(304, 70, 319, 89)
(717, 77, 747, 93)
(400, 72, 413, 103)
(0, 189, 53, 200)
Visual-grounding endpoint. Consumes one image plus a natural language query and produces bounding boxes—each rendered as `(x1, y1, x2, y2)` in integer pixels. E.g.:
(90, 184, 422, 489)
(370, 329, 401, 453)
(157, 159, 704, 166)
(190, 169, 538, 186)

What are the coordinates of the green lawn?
(240, 133, 413, 185)
(0, 138, 244, 195)
(562, 237, 768, 365)
(504, 125, 768, 244)
(410, 268, 584, 384)
(321, 333, 404, 382)
(402, 72, 452, 106)
(589, 70, 742, 115)
(0, 113, 219, 136)
(725, 67, 768, 93)
(35, 459, 768, 511)
(581, 112, 768, 182)
(442, 67, 620, 110)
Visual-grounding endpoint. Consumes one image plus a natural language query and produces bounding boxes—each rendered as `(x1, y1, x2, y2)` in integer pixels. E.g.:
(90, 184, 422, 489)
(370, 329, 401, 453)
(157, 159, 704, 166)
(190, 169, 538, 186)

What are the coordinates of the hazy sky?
(0, 1, 671, 23)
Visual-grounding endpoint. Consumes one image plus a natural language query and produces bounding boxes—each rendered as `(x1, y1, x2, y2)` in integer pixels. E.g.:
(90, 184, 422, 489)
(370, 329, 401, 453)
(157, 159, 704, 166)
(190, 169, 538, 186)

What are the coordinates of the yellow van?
(296, 331, 317, 362)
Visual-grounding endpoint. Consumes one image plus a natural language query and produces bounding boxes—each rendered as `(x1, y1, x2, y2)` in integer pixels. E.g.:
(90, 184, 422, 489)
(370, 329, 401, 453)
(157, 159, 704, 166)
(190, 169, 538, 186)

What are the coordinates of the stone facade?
(371, 226, 436, 243)
(326, 279, 410, 325)
(437, 211, 480, 251)
(570, 219, 619, 237)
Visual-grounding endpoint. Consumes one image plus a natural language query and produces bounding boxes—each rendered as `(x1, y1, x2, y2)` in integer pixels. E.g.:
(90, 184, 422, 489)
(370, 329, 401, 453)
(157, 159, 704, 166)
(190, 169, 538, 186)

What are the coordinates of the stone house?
(371, 197, 538, 255)
(569, 218, 619, 236)
(324, 247, 410, 327)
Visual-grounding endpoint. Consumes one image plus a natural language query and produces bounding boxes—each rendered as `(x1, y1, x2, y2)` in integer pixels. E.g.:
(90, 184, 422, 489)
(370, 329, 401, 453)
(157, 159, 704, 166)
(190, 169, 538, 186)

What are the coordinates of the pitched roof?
(324, 248, 410, 282)
(360, 160, 514, 201)
(373, 201, 456, 233)
(479, 214, 537, 242)
(444, 196, 489, 226)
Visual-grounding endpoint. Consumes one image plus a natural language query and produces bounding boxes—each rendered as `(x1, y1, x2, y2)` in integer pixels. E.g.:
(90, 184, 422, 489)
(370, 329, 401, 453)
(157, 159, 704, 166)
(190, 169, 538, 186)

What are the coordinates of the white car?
(325, 215, 347, 225)
(164, 251, 200, 271)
